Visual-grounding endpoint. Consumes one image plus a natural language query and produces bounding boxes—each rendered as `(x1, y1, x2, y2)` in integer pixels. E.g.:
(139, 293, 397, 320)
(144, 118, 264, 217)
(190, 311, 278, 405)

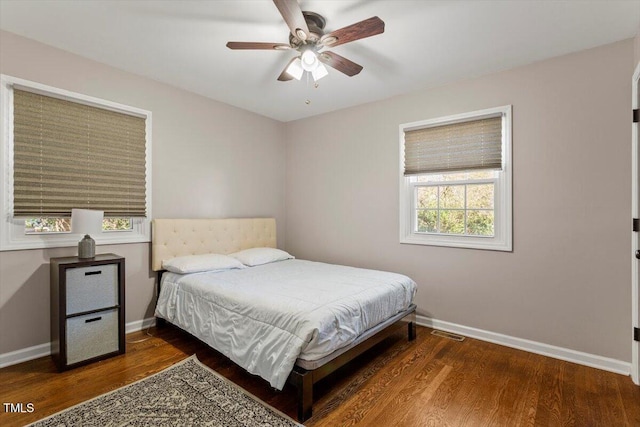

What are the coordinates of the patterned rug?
(28, 355, 302, 427)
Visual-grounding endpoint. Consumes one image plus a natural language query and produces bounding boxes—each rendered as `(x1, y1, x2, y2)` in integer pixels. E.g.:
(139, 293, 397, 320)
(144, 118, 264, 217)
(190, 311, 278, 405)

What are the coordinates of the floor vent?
(431, 330, 465, 341)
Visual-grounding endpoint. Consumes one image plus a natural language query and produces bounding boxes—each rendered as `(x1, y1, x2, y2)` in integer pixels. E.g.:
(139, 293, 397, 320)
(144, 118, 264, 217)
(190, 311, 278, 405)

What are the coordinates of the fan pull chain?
(304, 73, 320, 105)
(305, 72, 311, 104)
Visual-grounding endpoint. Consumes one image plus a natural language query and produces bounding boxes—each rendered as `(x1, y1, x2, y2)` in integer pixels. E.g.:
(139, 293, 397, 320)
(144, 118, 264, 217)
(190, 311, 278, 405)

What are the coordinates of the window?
(399, 106, 512, 251)
(24, 217, 132, 234)
(0, 75, 152, 251)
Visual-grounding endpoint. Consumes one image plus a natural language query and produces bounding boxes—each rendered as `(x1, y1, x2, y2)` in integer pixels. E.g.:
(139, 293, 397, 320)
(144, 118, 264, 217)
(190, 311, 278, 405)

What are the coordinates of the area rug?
(28, 355, 302, 427)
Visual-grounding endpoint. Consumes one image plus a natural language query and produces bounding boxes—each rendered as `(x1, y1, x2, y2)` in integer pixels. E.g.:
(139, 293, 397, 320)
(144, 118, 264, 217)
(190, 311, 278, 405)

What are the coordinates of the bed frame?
(151, 218, 416, 421)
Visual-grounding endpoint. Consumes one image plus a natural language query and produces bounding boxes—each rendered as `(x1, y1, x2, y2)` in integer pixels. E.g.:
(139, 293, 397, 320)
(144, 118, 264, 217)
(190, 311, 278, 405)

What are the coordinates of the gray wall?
(285, 39, 634, 362)
(635, 27, 640, 66)
(0, 31, 286, 355)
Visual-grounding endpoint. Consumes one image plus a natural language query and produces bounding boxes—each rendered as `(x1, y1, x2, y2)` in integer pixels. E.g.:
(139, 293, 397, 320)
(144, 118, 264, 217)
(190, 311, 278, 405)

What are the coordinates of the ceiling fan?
(226, 0, 385, 82)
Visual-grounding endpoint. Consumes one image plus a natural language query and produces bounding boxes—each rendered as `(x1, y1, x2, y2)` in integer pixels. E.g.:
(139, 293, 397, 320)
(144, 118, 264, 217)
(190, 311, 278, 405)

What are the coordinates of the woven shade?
(404, 116, 503, 175)
(13, 89, 147, 217)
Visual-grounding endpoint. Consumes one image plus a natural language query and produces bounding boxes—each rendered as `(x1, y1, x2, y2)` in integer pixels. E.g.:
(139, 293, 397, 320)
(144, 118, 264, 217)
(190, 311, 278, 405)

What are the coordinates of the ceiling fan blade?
(319, 51, 363, 77)
(277, 58, 296, 81)
(273, 0, 310, 40)
(226, 42, 291, 50)
(320, 16, 385, 48)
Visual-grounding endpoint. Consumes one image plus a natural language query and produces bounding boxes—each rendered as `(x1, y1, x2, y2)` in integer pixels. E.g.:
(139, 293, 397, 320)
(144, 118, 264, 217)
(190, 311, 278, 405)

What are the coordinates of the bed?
(152, 218, 417, 421)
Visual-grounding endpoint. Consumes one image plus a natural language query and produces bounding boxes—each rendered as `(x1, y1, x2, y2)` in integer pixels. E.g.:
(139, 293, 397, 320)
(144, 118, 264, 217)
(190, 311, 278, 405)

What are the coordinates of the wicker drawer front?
(66, 309, 119, 365)
(66, 264, 118, 315)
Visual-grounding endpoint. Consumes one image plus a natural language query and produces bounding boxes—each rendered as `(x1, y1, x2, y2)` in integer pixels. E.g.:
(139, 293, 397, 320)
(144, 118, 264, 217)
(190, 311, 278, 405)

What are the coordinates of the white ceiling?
(1, 1, 638, 122)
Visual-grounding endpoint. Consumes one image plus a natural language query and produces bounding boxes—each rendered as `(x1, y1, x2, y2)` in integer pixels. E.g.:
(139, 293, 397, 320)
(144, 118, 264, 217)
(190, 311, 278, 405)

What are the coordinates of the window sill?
(0, 219, 150, 251)
(0, 233, 150, 252)
(400, 233, 512, 252)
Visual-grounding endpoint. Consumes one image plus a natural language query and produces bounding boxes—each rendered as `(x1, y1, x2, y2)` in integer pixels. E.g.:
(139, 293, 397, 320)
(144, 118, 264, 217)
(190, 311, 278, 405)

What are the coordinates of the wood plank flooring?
(1, 325, 638, 426)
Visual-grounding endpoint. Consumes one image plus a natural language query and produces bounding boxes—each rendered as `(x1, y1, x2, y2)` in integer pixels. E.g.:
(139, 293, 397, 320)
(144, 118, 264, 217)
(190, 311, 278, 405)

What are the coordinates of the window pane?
(441, 172, 474, 181)
(465, 170, 497, 180)
(103, 218, 132, 231)
(25, 218, 71, 233)
(417, 210, 437, 232)
(414, 170, 497, 183)
(440, 185, 464, 209)
(417, 186, 438, 208)
(440, 210, 465, 234)
(25, 217, 132, 234)
(442, 170, 496, 181)
(467, 210, 494, 236)
(467, 184, 494, 209)
(412, 171, 498, 237)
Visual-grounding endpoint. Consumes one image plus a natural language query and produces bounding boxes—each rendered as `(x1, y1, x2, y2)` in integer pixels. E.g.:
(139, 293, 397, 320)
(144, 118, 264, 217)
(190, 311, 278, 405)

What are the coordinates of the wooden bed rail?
(288, 305, 417, 422)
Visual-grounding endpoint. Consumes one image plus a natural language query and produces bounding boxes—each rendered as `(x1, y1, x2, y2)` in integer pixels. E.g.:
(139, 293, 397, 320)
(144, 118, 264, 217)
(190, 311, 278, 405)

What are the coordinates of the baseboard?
(0, 343, 51, 369)
(417, 315, 631, 376)
(0, 317, 157, 369)
(125, 317, 157, 334)
(3, 316, 630, 376)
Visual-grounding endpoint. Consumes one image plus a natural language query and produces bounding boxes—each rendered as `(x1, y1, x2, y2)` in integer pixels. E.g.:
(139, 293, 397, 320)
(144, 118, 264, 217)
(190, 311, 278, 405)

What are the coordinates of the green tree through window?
(25, 218, 132, 234)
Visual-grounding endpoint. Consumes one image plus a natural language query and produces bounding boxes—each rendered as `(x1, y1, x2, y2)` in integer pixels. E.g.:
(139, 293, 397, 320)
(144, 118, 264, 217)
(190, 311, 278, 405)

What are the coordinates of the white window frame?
(0, 75, 152, 251)
(399, 105, 512, 251)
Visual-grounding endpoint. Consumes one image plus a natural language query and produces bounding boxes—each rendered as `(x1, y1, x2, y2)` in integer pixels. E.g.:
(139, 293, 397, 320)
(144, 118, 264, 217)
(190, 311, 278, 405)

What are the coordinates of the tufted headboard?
(151, 218, 277, 271)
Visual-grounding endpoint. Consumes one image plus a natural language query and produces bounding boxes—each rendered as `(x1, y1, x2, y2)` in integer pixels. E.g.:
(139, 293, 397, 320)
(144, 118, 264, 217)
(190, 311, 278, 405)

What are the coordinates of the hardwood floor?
(1, 325, 638, 426)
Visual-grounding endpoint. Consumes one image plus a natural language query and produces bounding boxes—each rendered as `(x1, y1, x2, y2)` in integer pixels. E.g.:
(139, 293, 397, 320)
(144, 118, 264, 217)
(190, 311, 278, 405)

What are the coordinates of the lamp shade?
(71, 209, 104, 235)
(312, 63, 328, 81)
(285, 58, 304, 80)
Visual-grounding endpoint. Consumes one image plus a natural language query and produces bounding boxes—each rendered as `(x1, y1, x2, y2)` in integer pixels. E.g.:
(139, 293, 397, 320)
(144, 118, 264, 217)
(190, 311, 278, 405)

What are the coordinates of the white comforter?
(155, 259, 416, 389)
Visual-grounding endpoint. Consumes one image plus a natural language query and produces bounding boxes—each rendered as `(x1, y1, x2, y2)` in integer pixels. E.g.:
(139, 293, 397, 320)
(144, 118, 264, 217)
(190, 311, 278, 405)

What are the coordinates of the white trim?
(125, 317, 156, 334)
(0, 342, 50, 369)
(0, 74, 152, 251)
(399, 105, 513, 251)
(631, 61, 640, 386)
(2, 314, 630, 377)
(416, 315, 631, 376)
(0, 317, 156, 368)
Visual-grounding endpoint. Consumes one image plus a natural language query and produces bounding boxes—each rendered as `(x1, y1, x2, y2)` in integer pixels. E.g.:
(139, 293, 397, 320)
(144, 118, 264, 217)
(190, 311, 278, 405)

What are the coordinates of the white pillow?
(229, 247, 294, 267)
(162, 253, 246, 274)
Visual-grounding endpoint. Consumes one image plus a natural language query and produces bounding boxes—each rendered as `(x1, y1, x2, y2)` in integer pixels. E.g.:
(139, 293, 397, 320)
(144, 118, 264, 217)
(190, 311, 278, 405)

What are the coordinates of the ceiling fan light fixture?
(295, 28, 307, 41)
(321, 35, 338, 46)
(312, 63, 328, 81)
(285, 58, 304, 80)
(226, 5, 384, 83)
(300, 49, 319, 71)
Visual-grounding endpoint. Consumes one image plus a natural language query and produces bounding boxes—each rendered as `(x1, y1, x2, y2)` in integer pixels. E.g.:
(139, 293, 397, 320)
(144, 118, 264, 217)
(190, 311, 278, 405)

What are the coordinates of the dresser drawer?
(66, 264, 118, 315)
(66, 309, 119, 365)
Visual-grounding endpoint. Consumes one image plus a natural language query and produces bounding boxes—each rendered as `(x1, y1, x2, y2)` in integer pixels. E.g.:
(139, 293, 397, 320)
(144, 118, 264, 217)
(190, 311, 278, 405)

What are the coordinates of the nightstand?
(50, 253, 125, 371)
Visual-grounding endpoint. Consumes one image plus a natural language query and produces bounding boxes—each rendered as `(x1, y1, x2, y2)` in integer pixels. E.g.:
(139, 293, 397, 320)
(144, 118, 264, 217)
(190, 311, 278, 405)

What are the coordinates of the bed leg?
(408, 321, 416, 341)
(155, 317, 167, 328)
(291, 367, 313, 422)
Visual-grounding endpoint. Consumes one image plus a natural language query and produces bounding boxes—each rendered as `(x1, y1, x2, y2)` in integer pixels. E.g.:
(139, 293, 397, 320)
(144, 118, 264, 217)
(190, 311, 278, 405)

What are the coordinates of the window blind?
(403, 115, 503, 175)
(12, 89, 147, 217)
